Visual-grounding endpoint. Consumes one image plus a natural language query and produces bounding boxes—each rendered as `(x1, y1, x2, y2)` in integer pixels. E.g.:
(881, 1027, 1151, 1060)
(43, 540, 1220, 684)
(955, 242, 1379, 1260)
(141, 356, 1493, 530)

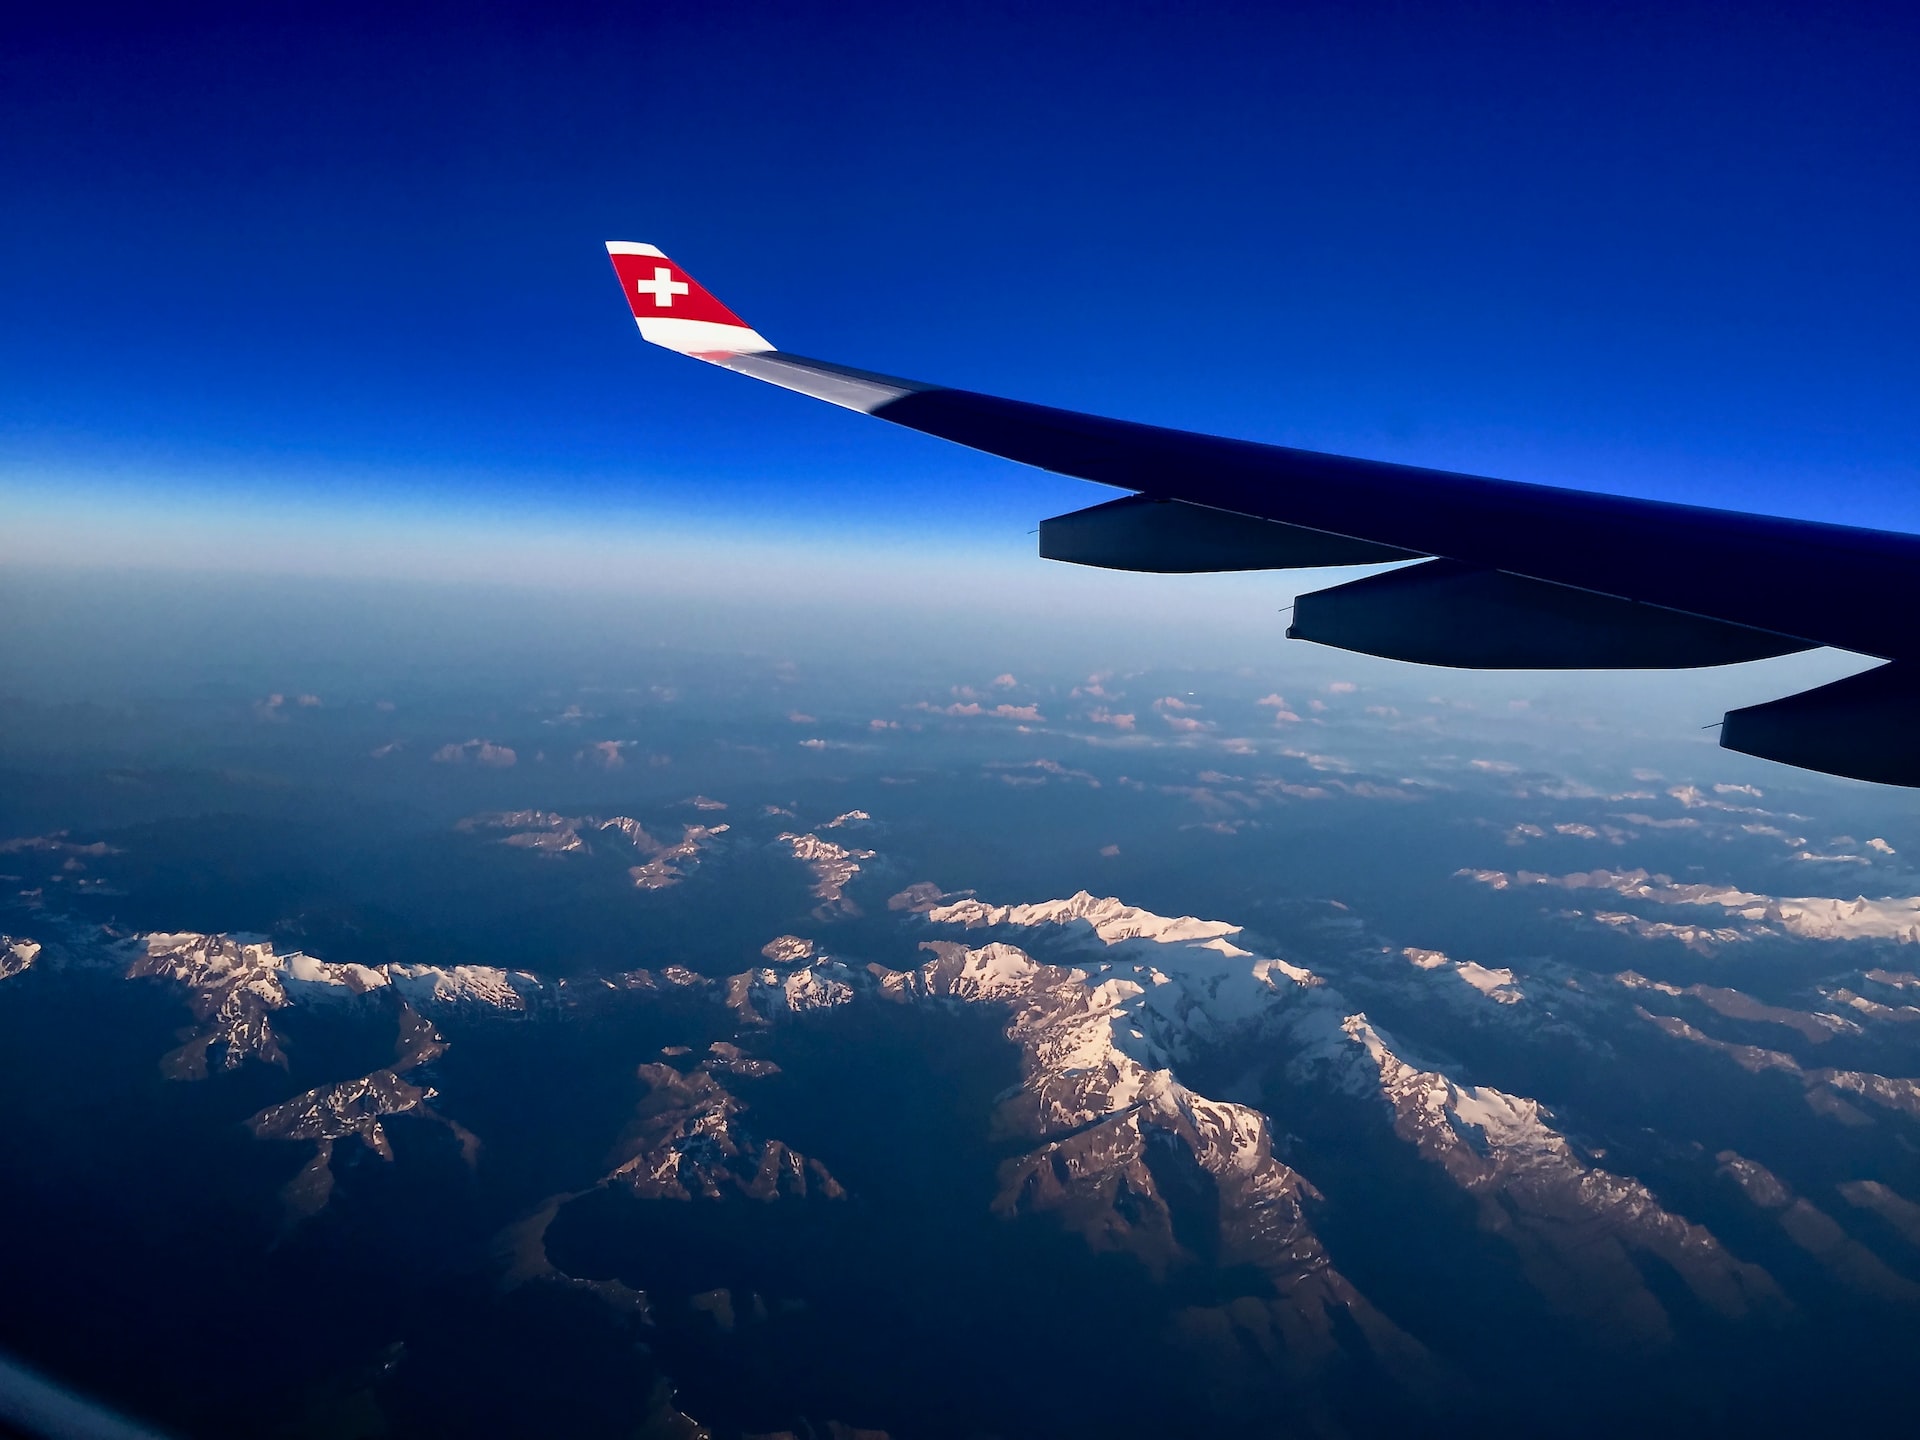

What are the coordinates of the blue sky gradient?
(4, 0, 1917, 578)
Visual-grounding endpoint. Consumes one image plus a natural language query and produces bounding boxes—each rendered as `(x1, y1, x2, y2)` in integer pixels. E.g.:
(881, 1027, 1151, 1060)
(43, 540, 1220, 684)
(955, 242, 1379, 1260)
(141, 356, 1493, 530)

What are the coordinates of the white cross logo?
(634, 266, 690, 308)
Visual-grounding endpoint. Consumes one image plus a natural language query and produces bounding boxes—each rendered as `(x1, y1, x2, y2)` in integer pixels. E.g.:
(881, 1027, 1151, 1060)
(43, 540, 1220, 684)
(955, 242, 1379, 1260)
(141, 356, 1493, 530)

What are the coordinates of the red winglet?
(605, 242, 772, 357)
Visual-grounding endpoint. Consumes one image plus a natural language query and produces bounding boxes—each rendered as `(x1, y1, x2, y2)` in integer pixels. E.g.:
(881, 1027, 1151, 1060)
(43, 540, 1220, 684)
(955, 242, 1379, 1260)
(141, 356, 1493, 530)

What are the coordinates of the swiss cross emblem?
(634, 266, 690, 308)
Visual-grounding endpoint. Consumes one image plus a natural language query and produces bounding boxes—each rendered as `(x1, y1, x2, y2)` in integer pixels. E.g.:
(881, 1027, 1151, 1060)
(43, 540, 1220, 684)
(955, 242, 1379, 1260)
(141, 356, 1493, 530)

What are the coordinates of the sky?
(3, 0, 1918, 595)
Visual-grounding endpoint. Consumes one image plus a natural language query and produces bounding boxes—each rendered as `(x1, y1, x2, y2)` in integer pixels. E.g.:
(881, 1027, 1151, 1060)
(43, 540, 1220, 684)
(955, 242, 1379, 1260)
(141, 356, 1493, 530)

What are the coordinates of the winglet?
(605, 242, 773, 359)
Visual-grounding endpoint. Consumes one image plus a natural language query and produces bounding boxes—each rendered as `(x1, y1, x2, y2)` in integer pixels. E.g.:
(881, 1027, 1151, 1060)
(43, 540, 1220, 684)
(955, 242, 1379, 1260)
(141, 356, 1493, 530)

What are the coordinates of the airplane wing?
(606, 241, 1920, 787)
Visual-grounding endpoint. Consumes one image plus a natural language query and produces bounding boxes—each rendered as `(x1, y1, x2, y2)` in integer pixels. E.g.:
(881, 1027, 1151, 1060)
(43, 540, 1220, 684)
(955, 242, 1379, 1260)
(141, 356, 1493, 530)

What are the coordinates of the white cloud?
(912, 700, 1044, 721)
(987, 759, 1099, 787)
(578, 740, 632, 770)
(432, 739, 516, 767)
(1281, 748, 1353, 774)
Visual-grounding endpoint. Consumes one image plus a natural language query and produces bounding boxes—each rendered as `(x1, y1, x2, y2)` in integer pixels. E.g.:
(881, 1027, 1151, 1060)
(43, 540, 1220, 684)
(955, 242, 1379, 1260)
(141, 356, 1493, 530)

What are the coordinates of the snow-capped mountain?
(72, 864, 1920, 1360)
(249, 1002, 479, 1221)
(609, 1051, 845, 1203)
(1, 935, 38, 980)
(20, 802, 1920, 1435)
(777, 831, 876, 917)
(1462, 866, 1920, 945)
(457, 809, 730, 889)
(1301, 1013, 1785, 1338)
(127, 931, 539, 1078)
(717, 884, 1819, 1349)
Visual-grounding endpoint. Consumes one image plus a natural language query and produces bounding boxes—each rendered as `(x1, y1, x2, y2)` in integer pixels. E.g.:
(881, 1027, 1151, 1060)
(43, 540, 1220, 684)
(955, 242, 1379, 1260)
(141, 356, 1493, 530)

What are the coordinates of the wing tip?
(604, 241, 775, 356)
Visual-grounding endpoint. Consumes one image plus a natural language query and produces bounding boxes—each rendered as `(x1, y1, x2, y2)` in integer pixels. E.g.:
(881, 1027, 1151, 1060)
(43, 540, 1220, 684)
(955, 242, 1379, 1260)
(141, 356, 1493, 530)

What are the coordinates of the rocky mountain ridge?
(127, 930, 541, 1078)
(458, 809, 731, 889)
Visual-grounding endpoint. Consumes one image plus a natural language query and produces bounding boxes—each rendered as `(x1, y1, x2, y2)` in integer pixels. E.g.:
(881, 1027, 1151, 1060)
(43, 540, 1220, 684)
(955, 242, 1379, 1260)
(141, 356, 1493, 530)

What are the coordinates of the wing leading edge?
(606, 242, 1920, 787)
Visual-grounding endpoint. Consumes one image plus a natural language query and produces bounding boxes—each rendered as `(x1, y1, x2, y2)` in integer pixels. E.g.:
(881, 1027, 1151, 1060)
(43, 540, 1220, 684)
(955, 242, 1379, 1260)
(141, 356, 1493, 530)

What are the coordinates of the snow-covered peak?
(777, 832, 877, 916)
(1332, 1014, 1559, 1156)
(138, 931, 535, 1010)
(607, 1057, 845, 1203)
(900, 940, 1042, 1002)
(127, 931, 541, 1078)
(929, 890, 1248, 952)
(739, 928, 1424, 1374)
(456, 810, 728, 890)
(383, 963, 532, 1009)
(1, 936, 39, 980)
(911, 884, 1789, 1340)
(1463, 867, 1920, 945)
(780, 832, 874, 865)
(1303, 1012, 1785, 1334)
(919, 890, 1325, 1056)
(1455, 961, 1525, 1005)
(1399, 947, 1524, 1005)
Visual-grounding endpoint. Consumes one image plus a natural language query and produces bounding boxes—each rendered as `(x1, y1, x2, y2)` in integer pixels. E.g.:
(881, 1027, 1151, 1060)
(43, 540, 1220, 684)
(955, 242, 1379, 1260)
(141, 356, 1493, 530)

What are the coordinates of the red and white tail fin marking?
(606, 243, 932, 413)
(605, 242, 773, 358)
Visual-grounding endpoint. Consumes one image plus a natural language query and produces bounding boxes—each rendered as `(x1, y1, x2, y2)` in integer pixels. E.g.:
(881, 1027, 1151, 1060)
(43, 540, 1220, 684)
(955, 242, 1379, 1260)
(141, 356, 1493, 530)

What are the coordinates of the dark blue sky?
(5, 0, 1917, 559)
